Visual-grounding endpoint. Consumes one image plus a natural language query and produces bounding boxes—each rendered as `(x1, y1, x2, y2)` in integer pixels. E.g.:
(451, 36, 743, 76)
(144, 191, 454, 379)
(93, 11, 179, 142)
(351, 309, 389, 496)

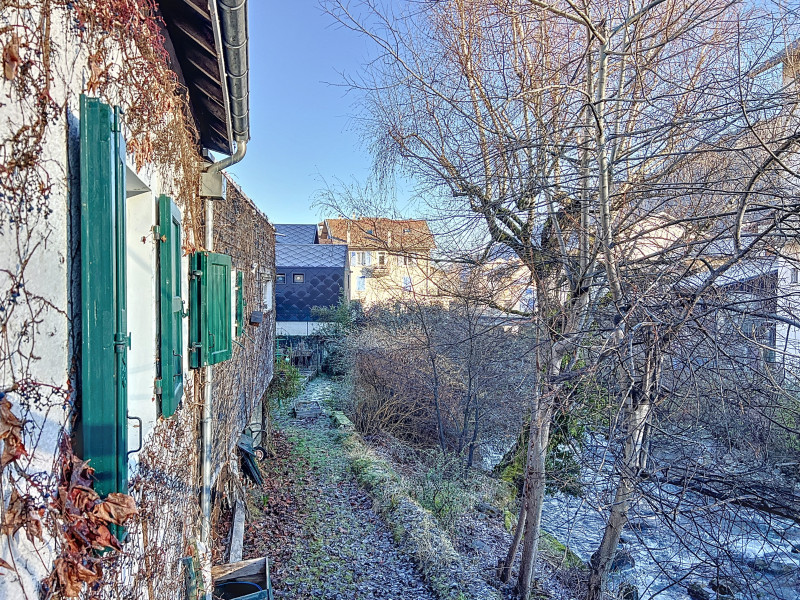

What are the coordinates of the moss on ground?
(539, 530, 585, 569)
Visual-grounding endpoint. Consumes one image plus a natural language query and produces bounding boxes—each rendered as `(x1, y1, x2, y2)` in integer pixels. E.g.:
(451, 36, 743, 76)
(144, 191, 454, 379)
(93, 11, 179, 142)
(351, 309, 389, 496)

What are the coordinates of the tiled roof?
(276, 244, 347, 268)
(319, 218, 435, 250)
(276, 268, 345, 321)
(275, 224, 319, 245)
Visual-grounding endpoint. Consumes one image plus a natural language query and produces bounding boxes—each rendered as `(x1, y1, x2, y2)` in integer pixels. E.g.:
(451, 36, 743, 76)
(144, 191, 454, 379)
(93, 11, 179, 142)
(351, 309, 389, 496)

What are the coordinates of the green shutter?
(235, 270, 245, 337)
(189, 251, 233, 368)
(158, 195, 184, 417)
(80, 95, 128, 498)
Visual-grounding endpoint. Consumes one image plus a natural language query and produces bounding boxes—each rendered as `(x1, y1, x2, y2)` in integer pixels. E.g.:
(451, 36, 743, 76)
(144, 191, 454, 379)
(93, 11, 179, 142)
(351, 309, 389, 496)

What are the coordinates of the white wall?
(277, 320, 327, 336)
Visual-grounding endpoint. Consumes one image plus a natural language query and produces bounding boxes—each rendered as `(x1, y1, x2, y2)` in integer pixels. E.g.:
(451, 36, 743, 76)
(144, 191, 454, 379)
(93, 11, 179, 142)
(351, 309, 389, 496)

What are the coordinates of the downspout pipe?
(200, 1, 249, 595)
(200, 142, 246, 599)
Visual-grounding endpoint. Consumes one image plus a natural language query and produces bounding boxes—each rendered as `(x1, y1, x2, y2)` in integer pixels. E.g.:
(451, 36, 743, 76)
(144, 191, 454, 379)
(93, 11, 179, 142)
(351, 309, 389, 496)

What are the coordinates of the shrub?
(410, 451, 471, 531)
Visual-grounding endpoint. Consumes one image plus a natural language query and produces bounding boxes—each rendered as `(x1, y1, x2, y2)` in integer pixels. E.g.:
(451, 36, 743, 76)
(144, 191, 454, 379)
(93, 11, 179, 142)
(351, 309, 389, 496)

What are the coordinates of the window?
(520, 288, 535, 312)
(402, 276, 412, 291)
(403, 255, 415, 266)
(189, 251, 233, 368)
(234, 270, 245, 337)
(261, 271, 274, 311)
(366, 229, 374, 235)
(293, 273, 304, 283)
(276, 273, 286, 284)
(157, 195, 184, 418)
(378, 251, 386, 266)
(357, 276, 366, 291)
(791, 268, 798, 284)
(403, 227, 411, 234)
(79, 95, 129, 497)
(361, 251, 372, 266)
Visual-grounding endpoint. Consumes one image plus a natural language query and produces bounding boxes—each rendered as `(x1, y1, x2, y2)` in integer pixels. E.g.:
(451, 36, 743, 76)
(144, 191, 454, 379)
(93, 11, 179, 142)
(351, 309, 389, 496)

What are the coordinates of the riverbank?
(232, 377, 585, 600)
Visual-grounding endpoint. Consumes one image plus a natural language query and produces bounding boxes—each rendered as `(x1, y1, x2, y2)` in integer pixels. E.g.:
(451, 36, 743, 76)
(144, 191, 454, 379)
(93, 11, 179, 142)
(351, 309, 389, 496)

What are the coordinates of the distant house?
(275, 224, 349, 336)
(318, 218, 437, 307)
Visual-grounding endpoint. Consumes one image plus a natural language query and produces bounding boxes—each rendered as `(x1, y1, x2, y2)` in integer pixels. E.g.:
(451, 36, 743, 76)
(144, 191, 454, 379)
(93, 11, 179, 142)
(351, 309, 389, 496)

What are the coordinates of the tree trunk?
(516, 401, 554, 599)
(587, 388, 653, 600)
(499, 493, 526, 583)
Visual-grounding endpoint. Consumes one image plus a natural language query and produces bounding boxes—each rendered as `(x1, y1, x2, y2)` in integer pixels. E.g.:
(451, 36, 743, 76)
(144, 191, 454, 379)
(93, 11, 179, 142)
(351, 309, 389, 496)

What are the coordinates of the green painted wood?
(189, 251, 202, 369)
(113, 106, 128, 496)
(235, 269, 245, 337)
(207, 252, 233, 365)
(189, 251, 233, 368)
(158, 195, 184, 417)
(80, 95, 128, 498)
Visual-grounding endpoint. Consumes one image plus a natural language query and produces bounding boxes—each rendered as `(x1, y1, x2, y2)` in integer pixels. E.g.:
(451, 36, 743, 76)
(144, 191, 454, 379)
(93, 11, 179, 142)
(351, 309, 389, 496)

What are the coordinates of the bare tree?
(324, 0, 800, 598)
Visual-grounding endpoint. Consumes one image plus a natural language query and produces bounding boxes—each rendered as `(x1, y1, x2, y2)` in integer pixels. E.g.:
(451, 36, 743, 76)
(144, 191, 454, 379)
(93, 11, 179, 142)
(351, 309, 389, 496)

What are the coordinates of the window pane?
(357, 276, 366, 291)
(402, 276, 412, 291)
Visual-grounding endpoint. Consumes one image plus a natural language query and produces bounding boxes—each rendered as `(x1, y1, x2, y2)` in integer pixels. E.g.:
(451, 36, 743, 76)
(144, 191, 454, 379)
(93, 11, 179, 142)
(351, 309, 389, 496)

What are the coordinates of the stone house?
(0, 1, 274, 598)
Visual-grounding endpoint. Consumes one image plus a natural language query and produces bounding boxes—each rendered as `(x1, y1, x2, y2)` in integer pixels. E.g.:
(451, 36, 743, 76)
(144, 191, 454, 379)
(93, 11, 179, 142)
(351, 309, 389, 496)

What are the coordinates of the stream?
(483, 440, 799, 600)
(539, 445, 800, 600)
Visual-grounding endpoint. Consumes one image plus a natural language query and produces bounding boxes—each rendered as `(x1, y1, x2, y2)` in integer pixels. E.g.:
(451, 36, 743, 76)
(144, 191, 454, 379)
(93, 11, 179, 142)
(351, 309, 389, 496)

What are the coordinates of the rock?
(611, 550, 635, 572)
(292, 400, 322, 418)
(619, 582, 639, 600)
(476, 501, 502, 518)
(746, 557, 797, 575)
(626, 519, 657, 531)
(687, 582, 711, 600)
(709, 577, 739, 597)
(330, 410, 354, 430)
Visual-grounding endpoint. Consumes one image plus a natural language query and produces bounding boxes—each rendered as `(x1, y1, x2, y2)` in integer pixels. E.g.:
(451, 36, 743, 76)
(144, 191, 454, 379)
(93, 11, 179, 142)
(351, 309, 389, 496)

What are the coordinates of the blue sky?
(227, 2, 373, 225)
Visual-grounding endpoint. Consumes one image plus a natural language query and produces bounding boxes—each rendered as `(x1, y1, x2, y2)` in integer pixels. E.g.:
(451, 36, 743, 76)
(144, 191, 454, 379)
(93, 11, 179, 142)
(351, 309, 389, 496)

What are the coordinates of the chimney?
(346, 221, 351, 245)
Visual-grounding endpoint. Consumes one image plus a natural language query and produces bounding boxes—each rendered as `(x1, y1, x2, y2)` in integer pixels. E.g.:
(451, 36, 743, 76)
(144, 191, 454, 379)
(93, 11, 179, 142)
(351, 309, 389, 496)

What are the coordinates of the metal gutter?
(206, 0, 234, 150)
(217, 0, 249, 142)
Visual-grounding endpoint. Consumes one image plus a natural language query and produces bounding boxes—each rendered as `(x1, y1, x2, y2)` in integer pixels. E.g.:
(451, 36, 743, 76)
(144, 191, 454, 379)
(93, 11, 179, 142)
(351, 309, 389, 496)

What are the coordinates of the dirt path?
(242, 378, 437, 600)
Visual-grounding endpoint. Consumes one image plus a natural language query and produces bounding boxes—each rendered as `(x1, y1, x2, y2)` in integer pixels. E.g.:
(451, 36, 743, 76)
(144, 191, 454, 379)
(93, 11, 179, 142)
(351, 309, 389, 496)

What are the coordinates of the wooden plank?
(229, 499, 245, 563)
(211, 557, 265, 586)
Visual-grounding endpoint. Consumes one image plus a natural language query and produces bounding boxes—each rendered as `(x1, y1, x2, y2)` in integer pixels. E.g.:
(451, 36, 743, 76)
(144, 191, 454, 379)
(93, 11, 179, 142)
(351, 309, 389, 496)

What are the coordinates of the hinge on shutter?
(152, 225, 166, 242)
(190, 269, 203, 279)
(114, 332, 131, 353)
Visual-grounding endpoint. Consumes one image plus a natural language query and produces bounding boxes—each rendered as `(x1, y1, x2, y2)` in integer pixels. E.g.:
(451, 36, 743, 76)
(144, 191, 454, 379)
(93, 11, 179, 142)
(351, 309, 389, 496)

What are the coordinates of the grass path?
(242, 378, 437, 600)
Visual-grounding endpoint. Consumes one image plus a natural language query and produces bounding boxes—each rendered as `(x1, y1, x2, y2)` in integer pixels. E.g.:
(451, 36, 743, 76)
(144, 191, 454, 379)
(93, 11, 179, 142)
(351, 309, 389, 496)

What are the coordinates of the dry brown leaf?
(2, 489, 24, 538)
(0, 398, 26, 466)
(89, 523, 120, 551)
(92, 492, 138, 525)
(87, 56, 104, 94)
(67, 457, 94, 489)
(0, 557, 12, 572)
(67, 486, 100, 514)
(2, 34, 20, 81)
(0, 431, 26, 466)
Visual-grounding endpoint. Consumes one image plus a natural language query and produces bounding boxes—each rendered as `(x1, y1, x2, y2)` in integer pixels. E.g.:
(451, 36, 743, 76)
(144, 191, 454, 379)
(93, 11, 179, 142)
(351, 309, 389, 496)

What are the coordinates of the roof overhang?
(158, 0, 249, 155)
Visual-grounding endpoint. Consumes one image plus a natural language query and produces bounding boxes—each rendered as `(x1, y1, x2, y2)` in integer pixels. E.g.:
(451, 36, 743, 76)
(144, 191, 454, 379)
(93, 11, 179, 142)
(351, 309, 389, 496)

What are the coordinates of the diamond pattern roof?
(276, 243, 347, 268)
(275, 224, 319, 245)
